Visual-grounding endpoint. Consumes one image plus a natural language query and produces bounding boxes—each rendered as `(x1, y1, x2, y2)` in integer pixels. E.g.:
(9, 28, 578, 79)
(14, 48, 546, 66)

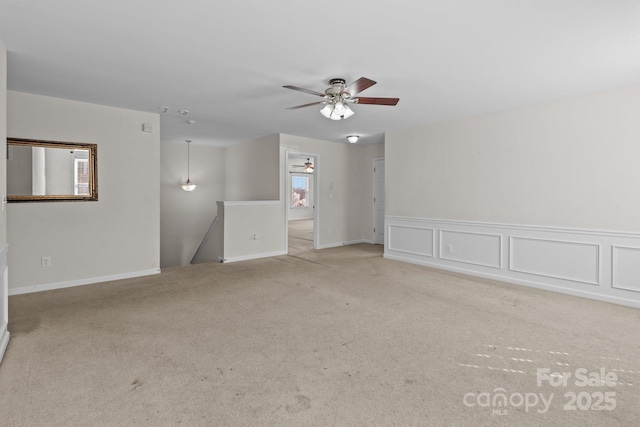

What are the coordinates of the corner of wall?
(0, 37, 8, 364)
(0, 38, 7, 245)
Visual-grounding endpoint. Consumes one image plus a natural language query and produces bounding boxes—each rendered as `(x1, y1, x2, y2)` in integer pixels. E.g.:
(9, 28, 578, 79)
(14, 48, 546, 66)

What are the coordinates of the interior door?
(373, 158, 385, 245)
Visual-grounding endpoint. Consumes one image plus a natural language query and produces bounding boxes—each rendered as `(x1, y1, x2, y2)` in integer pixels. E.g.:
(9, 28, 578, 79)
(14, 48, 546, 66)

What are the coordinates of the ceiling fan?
(292, 158, 314, 173)
(283, 77, 399, 120)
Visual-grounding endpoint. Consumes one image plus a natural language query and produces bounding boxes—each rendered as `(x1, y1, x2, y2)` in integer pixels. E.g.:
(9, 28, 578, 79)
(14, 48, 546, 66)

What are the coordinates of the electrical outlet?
(445, 244, 453, 254)
(41, 256, 52, 267)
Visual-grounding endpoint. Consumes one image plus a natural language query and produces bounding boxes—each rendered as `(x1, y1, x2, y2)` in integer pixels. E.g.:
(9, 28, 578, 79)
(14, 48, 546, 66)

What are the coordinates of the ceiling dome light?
(347, 135, 359, 143)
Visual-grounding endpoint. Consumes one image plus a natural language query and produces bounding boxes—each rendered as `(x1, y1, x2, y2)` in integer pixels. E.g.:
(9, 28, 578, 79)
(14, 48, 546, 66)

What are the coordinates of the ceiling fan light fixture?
(304, 158, 314, 173)
(285, 77, 398, 120)
(320, 104, 333, 119)
(333, 101, 346, 116)
(342, 104, 354, 119)
(321, 101, 354, 120)
(347, 135, 359, 143)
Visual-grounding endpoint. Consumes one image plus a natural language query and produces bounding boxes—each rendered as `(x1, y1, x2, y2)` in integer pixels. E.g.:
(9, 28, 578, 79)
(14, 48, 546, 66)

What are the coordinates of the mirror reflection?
(7, 138, 98, 202)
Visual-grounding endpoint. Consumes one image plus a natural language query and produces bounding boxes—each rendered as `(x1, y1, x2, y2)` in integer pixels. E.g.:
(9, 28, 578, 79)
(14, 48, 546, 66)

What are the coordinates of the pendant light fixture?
(181, 139, 197, 192)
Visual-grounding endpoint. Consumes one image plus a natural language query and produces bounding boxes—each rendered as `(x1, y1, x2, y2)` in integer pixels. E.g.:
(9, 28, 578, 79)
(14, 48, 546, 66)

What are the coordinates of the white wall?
(7, 91, 161, 293)
(281, 134, 383, 248)
(220, 201, 285, 262)
(225, 134, 280, 201)
(386, 84, 640, 231)
(0, 40, 6, 245)
(385, 84, 640, 307)
(0, 38, 9, 364)
(160, 140, 225, 268)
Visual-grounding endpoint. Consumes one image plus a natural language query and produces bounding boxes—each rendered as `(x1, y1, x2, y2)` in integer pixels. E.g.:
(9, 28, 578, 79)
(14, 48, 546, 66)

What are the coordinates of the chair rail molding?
(384, 216, 640, 308)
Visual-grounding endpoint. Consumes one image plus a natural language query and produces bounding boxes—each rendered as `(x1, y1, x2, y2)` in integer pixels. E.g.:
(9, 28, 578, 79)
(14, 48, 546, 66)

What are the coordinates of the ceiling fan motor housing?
(326, 78, 350, 100)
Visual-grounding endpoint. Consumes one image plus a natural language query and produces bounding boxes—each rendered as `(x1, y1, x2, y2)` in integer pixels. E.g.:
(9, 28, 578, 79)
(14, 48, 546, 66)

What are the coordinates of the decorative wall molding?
(384, 216, 640, 308)
(388, 225, 435, 257)
(612, 245, 640, 293)
(8, 268, 161, 296)
(509, 236, 600, 285)
(440, 229, 502, 269)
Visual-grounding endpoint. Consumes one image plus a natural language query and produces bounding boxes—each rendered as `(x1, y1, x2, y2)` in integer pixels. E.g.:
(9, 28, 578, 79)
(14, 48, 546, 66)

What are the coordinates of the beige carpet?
(288, 219, 313, 256)
(2, 244, 640, 426)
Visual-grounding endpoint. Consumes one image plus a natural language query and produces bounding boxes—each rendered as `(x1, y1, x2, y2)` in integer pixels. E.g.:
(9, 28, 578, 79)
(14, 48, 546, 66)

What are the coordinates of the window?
(291, 175, 309, 208)
(74, 158, 90, 195)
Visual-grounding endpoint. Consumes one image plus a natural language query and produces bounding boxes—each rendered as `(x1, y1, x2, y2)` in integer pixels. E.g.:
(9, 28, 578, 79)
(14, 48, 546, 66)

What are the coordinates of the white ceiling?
(1, 1, 639, 147)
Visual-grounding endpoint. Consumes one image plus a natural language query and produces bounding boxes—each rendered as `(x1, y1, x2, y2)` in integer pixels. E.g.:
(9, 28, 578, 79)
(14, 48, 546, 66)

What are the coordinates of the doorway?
(287, 153, 318, 255)
(373, 158, 385, 245)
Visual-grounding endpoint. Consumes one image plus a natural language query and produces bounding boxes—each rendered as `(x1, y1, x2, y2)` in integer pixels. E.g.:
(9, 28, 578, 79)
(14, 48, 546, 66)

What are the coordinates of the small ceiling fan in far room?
(292, 158, 314, 173)
(283, 77, 399, 120)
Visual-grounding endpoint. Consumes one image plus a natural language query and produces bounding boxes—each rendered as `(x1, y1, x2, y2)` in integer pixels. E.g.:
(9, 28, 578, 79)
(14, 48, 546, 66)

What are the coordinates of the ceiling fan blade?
(286, 101, 325, 110)
(354, 97, 400, 106)
(283, 85, 326, 97)
(345, 77, 376, 97)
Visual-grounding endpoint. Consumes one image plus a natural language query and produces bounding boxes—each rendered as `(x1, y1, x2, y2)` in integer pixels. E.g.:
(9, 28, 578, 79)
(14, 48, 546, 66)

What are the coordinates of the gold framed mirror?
(7, 138, 98, 202)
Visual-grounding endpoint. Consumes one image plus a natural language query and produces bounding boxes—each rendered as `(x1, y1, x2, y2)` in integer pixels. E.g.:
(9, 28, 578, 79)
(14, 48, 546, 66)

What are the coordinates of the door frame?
(372, 157, 385, 245)
(285, 151, 319, 252)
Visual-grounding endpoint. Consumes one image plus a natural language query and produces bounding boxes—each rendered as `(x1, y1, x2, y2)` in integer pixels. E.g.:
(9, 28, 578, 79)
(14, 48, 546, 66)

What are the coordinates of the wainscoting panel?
(440, 230, 502, 269)
(612, 246, 640, 293)
(384, 217, 640, 308)
(510, 237, 600, 286)
(387, 225, 435, 258)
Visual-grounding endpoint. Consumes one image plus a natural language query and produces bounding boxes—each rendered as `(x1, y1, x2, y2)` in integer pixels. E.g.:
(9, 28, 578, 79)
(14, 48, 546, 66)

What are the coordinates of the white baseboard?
(0, 329, 9, 364)
(222, 250, 288, 263)
(385, 216, 640, 309)
(317, 239, 372, 250)
(384, 253, 640, 309)
(8, 269, 162, 296)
